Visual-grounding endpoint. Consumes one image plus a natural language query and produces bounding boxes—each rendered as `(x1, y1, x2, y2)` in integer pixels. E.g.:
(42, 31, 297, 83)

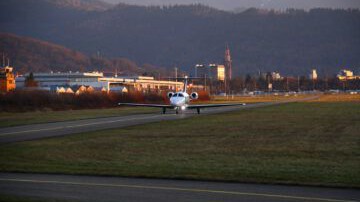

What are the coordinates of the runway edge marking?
(0, 178, 357, 202)
(0, 114, 173, 136)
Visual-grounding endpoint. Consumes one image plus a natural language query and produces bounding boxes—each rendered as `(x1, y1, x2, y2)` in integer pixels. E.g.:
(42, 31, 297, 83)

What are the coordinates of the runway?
(0, 97, 316, 144)
(0, 172, 358, 202)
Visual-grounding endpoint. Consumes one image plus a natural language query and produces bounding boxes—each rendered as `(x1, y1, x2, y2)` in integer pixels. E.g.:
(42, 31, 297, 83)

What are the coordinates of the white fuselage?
(169, 92, 190, 109)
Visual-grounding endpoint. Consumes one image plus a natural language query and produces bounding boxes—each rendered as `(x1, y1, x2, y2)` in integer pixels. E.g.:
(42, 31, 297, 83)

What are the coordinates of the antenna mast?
(2, 53, 5, 67)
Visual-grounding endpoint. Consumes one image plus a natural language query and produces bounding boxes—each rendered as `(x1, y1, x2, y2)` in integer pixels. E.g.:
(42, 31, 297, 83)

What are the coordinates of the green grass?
(0, 103, 359, 188)
(0, 107, 156, 128)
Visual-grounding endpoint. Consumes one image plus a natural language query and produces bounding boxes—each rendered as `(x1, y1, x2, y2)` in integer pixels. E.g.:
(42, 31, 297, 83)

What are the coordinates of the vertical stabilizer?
(183, 76, 188, 93)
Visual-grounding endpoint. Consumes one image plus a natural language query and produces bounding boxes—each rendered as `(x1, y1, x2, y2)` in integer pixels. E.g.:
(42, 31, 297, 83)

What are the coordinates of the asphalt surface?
(0, 173, 359, 202)
(0, 98, 311, 144)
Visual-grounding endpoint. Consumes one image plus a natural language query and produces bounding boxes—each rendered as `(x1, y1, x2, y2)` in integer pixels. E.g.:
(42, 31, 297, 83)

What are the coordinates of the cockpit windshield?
(178, 93, 184, 97)
(172, 93, 178, 97)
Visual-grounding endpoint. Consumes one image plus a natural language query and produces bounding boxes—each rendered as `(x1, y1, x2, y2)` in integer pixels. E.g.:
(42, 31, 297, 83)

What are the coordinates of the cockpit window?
(178, 93, 184, 97)
(173, 93, 178, 97)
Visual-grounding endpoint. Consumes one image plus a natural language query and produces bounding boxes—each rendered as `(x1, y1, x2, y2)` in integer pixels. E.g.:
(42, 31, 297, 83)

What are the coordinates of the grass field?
(0, 107, 156, 128)
(212, 93, 360, 103)
(0, 94, 306, 128)
(307, 94, 360, 102)
(2, 94, 357, 129)
(210, 94, 308, 103)
(0, 102, 359, 188)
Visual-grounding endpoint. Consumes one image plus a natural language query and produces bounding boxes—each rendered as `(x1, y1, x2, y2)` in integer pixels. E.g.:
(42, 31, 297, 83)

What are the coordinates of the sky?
(102, 0, 360, 11)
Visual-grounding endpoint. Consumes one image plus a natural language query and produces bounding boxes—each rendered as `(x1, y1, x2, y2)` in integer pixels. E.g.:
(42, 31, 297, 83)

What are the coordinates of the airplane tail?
(183, 76, 188, 93)
(165, 76, 202, 93)
(166, 76, 204, 93)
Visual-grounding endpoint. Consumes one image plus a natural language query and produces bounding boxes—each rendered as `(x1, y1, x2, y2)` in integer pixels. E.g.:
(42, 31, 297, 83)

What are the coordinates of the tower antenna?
(2, 53, 5, 67)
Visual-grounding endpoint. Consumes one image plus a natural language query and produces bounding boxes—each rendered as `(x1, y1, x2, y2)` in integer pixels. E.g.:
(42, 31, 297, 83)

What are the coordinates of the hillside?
(0, 33, 169, 76)
(0, 0, 359, 75)
(46, 0, 113, 11)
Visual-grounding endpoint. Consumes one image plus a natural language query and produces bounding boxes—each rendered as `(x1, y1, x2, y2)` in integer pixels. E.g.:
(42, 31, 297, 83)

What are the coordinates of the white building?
(337, 69, 353, 77)
(16, 71, 184, 93)
(309, 69, 318, 80)
(271, 71, 282, 80)
(16, 71, 103, 88)
(337, 69, 360, 81)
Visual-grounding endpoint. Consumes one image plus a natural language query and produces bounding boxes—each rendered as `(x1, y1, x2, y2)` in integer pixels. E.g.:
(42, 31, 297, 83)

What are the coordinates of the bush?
(0, 90, 165, 112)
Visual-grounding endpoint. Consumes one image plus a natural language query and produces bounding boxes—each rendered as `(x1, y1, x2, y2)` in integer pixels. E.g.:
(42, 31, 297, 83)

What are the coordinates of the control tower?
(224, 45, 232, 81)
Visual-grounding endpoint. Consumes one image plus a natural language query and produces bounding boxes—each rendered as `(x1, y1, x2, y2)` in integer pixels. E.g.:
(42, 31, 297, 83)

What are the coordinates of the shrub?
(0, 90, 164, 112)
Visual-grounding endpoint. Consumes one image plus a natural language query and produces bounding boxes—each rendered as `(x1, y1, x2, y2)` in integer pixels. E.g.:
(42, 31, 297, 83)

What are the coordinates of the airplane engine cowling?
(190, 92, 199, 100)
(167, 92, 174, 98)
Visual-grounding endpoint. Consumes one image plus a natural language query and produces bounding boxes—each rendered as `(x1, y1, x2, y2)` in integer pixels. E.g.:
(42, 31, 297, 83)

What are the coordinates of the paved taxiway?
(0, 173, 358, 202)
(0, 97, 317, 144)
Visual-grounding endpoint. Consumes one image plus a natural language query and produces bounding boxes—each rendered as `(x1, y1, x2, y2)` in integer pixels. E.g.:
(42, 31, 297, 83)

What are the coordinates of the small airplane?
(118, 76, 246, 114)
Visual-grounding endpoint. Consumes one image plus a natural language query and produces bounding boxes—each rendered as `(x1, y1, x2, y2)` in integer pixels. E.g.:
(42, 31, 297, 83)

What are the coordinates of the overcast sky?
(102, 0, 360, 10)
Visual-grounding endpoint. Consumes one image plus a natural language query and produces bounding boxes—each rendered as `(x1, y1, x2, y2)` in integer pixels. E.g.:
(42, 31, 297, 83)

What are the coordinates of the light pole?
(174, 67, 178, 81)
(195, 64, 206, 77)
(297, 76, 300, 92)
(208, 64, 217, 94)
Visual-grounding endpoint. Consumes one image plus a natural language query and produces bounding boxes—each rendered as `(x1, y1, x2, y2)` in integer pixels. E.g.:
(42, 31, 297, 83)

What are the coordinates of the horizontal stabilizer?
(118, 103, 173, 108)
(187, 103, 246, 109)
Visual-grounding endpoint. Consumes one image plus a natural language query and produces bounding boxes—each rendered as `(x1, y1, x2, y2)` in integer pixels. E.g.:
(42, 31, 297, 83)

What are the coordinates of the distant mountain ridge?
(0, 0, 359, 76)
(44, 0, 113, 11)
(102, 0, 360, 11)
(0, 33, 169, 76)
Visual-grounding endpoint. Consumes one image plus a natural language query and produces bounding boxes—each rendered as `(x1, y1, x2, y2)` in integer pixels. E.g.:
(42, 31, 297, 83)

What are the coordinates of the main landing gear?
(167, 107, 200, 114)
(170, 107, 200, 114)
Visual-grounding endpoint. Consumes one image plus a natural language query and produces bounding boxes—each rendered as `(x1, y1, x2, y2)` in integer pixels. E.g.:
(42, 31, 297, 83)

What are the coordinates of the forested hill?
(0, 33, 170, 76)
(45, 0, 113, 11)
(0, 0, 359, 76)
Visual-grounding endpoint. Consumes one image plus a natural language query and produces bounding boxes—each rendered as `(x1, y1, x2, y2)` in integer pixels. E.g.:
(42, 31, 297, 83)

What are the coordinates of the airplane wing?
(118, 103, 173, 108)
(187, 103, 246, 109)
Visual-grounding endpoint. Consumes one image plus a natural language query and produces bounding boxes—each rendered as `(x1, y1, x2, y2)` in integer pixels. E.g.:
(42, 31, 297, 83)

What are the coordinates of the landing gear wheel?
(197, 108, 200, 114)
(162, 107, 166, 114)
(175, 108, 179, 114)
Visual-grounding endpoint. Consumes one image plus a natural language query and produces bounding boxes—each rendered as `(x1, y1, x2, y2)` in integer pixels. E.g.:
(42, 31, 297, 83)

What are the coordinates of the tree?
(24, 72, 38, 87)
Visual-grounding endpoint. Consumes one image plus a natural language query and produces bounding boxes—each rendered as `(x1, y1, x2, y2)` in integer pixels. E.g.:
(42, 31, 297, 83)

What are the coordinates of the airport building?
(193, 64, 227, 82)
(217, 65, 225, 81)
(271, 71, 283, 80)
(0, 66, 16, 93)
(15, 71, 184, 93)
(337, 69, 360, 80)
(309, 69, 318, 80)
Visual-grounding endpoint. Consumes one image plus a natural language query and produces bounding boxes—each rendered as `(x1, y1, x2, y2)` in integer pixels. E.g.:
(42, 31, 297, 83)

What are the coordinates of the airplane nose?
(171, 98, 184, 106)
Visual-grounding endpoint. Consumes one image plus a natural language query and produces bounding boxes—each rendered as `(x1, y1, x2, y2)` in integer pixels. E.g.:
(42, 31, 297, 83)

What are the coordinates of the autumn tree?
(24, 72, 38, 87)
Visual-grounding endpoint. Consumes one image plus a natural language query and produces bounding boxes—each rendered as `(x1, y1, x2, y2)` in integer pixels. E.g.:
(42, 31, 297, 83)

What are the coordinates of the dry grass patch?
(307, 94, 360, 102)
